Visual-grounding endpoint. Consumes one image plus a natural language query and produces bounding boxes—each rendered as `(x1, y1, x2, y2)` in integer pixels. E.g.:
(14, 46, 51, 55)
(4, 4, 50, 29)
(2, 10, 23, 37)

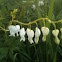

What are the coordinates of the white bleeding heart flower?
(19, 28, 25, 42)
(35, 27, 41, 37)
(15, 25, 20, 36)
(26, 28, 34, 44)
(41, 27, 49, 36)
(8, 25, 20, 37)
(26, 28, 34, 38)
(41, 27, 49, 42)
(38, 1, 44, 6)
(35, 27, 41, 44)
(31, 4, 36, 10)
(52, 29, 60, 45)
(8, 25, 16, 37)
(52, 29, 59, 37)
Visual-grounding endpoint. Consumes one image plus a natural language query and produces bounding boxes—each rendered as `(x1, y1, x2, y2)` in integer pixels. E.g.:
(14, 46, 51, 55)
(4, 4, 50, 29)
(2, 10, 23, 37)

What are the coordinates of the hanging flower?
(35, 27, 41, 44)
(26, 28, 34, 44)
(41, 27, 49, 36)
(31, 4, 36, 10)
(52, 29, 59, 37)
(52, 29, 60, 45)
(41, 27, 49, 42)
(15, 25, 20, 36)
(8, 25, 20, 37)
(8, 25, 16, 37)
(19, 28, 25, 42)
(38, 1, 44, 6)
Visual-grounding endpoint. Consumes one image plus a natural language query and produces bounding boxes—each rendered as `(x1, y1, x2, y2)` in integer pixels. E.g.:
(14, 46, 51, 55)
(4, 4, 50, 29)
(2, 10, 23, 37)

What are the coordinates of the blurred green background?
(0, 0, 62, 62)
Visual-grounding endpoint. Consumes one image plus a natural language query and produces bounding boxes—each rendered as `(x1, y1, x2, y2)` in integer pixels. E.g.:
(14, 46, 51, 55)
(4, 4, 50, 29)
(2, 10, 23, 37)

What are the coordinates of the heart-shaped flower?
(52, 29, 60, 45)
(41, 27, 49, 42)
(8, 25, 20, 37)
(41, 27, 49, 36)
(15, 25, 20, 36)
(26, 28, 34, 44)
(35, 27, 41, 44)
(19, 28, 25, 42)
(52, 29, 59, 37)
(8, 25, 16, 37)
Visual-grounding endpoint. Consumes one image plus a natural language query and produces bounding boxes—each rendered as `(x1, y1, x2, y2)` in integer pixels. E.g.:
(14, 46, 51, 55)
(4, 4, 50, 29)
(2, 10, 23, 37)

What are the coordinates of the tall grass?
(0, 0, 62, 62)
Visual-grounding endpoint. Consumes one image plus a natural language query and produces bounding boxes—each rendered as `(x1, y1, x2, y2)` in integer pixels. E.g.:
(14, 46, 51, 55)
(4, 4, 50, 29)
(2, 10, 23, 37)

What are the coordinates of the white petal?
(26, 28, 34, 38)
(28, 37, 34, 44)
(16, 25, 20, 30)
(41, 27, 49, 36)
(20, 28, 25, 36)
(15, 25, 20, 33)
(35, 27, 41, 37)
(42, 36, 46, 42)
(52, 29, 59, 37)
(35, 37, 39, 44)
(9, 30, 15, 37)
(20, 36, 25, 42)
(31, 4, 36, 10)
(38, 1, 44, 6)
(55, 37, 60, 45)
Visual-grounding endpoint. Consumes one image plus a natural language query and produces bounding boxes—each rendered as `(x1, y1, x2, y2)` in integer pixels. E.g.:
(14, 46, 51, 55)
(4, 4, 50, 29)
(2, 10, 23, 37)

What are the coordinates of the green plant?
(0, 0, 62, 62)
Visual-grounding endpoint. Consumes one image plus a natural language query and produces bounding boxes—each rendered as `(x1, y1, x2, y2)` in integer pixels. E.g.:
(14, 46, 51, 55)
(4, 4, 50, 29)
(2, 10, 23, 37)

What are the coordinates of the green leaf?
(48, 0, 55, 20)
(18, 49, 32, 61)
(57, 46, 62, 56)
(0, 47, 8, 60)
(0, 0, 7, 5)
(56, 10, 62, 20)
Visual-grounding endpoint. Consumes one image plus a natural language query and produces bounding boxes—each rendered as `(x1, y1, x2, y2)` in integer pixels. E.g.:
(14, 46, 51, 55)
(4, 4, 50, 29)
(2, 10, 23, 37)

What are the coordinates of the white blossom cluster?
(22, 0, 44, 10)
(32, 1, 44, 10)
(8, 25, 61, 45)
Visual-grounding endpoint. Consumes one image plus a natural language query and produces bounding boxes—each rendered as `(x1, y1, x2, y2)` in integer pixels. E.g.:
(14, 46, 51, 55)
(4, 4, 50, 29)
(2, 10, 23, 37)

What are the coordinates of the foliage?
(0, 0, 62, 62)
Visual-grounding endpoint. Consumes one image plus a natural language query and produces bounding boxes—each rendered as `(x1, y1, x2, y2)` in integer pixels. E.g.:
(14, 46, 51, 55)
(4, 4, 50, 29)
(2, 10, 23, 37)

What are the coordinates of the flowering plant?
(0, 0, 62, 62)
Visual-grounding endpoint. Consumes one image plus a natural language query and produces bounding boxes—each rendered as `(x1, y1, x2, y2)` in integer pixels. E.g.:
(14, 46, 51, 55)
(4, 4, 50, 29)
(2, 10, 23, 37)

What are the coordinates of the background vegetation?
(0, 0, 62, 62)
